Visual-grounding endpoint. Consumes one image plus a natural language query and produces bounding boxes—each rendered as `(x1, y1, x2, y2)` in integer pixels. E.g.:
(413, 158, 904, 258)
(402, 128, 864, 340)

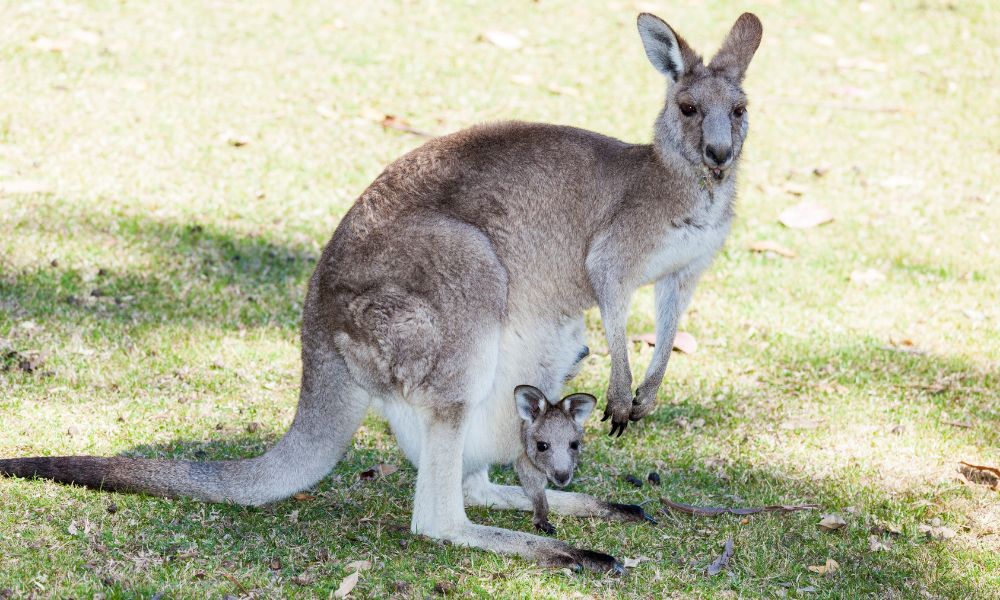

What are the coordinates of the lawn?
(1, 0, 997, 598)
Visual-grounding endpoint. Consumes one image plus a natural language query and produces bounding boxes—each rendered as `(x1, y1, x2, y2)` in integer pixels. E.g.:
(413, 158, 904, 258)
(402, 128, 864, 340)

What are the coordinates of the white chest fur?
(641, 186, 733, 284)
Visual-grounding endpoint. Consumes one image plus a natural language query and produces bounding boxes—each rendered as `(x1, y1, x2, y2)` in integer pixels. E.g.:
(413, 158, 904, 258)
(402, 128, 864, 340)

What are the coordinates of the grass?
(1, 0, 997, 597)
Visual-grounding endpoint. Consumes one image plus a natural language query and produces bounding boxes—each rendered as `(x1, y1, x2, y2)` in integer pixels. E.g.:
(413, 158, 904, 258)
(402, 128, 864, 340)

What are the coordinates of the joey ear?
(514, 385, 548, 423)
(561, 393, 597, 426)
(637, 13, 699, 82)
(707, 13, 763, 82)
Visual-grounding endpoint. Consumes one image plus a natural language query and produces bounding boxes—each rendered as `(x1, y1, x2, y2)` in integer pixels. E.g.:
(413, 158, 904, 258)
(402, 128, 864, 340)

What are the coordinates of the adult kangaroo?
(1, 13, 762, 571)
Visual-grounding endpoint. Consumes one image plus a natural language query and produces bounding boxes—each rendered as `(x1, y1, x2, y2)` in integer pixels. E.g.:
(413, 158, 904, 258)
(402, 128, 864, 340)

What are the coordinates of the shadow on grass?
(0, 213, 319, 333)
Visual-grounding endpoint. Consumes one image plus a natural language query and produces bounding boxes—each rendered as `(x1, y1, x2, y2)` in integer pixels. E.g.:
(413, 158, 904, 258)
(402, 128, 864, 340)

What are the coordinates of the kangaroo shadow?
(1, 214, 321, 333)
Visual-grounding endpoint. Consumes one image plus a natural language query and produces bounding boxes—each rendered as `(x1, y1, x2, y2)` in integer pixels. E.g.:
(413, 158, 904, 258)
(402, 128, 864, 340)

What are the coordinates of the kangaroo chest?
(640, 187, 733, 283)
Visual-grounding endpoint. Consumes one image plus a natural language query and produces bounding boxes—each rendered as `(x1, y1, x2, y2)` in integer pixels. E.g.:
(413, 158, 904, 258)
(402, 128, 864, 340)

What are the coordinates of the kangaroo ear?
(515, 385, 548, 423)
(637, 13, 699, 82)
(561, 393, 597, 426)
(708, 13, 763, 82)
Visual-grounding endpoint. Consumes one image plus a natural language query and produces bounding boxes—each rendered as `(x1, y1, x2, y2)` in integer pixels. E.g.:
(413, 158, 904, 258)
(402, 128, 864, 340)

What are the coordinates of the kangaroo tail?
(0, 347, 369, 506)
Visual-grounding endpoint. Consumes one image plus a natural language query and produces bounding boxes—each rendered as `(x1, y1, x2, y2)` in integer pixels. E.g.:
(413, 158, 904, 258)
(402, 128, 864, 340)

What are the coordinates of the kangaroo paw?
(534, 519, 557, 535)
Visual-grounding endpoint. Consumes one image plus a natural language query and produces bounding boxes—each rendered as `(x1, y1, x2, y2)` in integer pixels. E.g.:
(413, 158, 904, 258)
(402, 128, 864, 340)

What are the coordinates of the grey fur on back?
(0, 12, 763, 572)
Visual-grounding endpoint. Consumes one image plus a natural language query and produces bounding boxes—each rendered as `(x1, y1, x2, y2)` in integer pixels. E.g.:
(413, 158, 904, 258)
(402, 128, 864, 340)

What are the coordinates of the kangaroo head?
(514, 385, 596, 488)
(638, 12, 763, 183)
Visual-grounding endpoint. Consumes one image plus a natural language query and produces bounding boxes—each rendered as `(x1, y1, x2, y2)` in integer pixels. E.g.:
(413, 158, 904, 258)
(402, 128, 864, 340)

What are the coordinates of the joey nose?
(704, 144, 731, 166)
(553, 471, 572, 487)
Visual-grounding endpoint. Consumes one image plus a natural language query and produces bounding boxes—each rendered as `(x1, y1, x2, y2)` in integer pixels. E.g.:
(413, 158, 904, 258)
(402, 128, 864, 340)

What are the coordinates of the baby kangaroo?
(514, 385, 596, 535)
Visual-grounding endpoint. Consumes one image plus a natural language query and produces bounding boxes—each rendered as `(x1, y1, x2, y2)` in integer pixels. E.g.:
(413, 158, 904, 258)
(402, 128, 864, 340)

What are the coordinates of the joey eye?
(679, 103, 697, 117)
(569, 441, 580, 451)
(733, 106, 746, 117)
(536, 442, 549, 452)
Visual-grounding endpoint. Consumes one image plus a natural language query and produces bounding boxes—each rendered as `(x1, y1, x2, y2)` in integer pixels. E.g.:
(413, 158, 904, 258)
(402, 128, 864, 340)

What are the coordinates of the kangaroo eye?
(569, 441, 579, 451)
(733, 106, 746, 117)
(536, 442, 549, 452)
(679, 103, 697, 117)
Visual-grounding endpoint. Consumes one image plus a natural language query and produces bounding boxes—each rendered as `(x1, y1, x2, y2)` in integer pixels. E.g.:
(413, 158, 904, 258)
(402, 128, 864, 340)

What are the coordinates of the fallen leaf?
(962, 309, 985, 322)
(779, 202, 834, 229)
(850, 268, 886, 285)
(510, 74, 534, 86)
(0, 180, 52, 195)
(622, 556, 647, 568)
(225, 134, 250, 147)
(782, 182, 808, 196)
(672, 331, 697, 354)
(797, 586, 818, 594)
(291, 573, 314, 586)
(661, 498, 818, 517)
(68, 520, 78, 535)
(377, 463, 399, 476)
(31, 37, 73, 52)
(868, 535, 891, 552)
(287, 510, 299, 523)
(918, 523, 956, 540)
(479, 30, 522, 50)
(959, 461, 1000, 490)
(376, 114, 433, 138)
(434, 581, 454, 595)
(246, 421, 261, 433)
(293, 492, 316, 501)
(748, 240, 797, 258)
(807, 558, 840, 575)
(706, 538, 734, 575)
(333, 570, 360, 598)
(818, 514, 847, 531)
(345, 560, 371, 572)
(631, 333, 656, 346)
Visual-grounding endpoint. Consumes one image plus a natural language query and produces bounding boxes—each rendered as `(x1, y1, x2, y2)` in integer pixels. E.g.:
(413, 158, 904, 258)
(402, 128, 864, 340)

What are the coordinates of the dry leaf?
(31, 37, 73, 53)
(545, 84, 580, 97)
(622, 556, 647, 568)
(918, 523, 956, 540)
(706, 538, 734, 575)
(292, 573, 315, 586)
(868, 535, 891, 552)
(376, 114, 433, 138)
(293, 492, 315, 501)
(748, 240, 796, 258)
(818, 514, 847, 531)
(672, 331, 697, 354)
(333, 570, 360, 598)
(345, 560, 371, 572)
(0, 180, 52, 195)
(510, 74, 535, 86)
(479, 30, 522, 50)
(632, 333, 657, 346)
(850, 268, 886, 286)
(959, 461, 1000, 490)
(377, 463, 399, 476)
(225, 134, 250, 147)
(782, 182, 808, 196)
(287, 510, 299, 524)
(68, 520, 78, 535)
(779, 202, 834, 229)
(807, 558, 840, 575)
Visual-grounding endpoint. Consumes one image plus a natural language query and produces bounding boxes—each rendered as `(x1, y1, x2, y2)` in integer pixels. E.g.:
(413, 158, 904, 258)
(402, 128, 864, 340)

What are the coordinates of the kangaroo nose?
(553, 471, 572, 487)
(704, 144, 732, 166)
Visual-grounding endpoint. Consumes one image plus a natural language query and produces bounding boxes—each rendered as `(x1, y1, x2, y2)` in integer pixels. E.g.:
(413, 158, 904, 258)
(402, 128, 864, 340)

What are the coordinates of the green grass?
(1, 0, 998, 597)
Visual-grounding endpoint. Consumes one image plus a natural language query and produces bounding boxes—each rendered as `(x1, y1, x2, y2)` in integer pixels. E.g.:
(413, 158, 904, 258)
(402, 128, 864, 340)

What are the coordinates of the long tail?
(0, 347, 369, 506)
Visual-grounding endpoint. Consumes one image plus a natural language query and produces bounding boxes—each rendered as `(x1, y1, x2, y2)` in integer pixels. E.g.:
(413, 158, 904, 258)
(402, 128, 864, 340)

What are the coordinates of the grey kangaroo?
(0, 13, 762, 572)
(513, 384, 596, 535)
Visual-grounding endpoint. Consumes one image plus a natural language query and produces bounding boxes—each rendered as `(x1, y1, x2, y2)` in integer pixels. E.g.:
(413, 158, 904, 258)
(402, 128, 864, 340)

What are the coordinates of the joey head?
(514, 384, 596, 534)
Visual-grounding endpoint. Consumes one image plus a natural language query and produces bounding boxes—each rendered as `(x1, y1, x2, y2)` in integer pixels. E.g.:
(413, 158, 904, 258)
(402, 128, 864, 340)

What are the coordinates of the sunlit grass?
(1, 0, 997, 597)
